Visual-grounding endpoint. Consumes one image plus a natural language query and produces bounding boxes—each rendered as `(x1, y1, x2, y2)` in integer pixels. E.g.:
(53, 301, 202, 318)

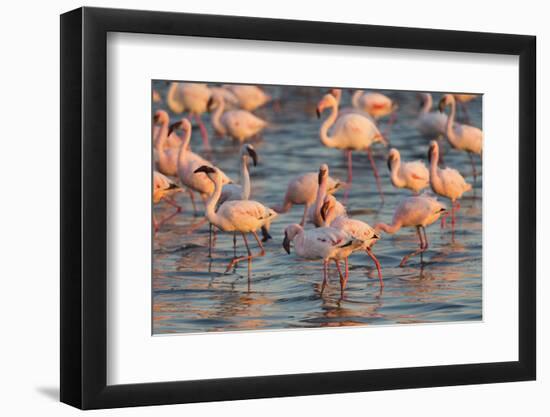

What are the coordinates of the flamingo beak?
(194, 165, 216, 174)
(247, 146, 258, 166)
(282, 233, 291, 254)
(438, 98, 446, 113)
(427, 147, 433, 163)
(320, 201, 329, 222)
(318, 169, 326, 185)
(386, 155, 393, 171)
(207, 97, 214, 111)
(168, 121, 182, 137)
(153, 114, 160, 123)
(373, 233, 380, 240)
(316, 106, 321, 119)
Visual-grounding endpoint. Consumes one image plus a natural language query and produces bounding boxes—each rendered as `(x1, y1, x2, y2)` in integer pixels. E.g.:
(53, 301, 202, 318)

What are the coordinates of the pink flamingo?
(320, 195, 383, 287)
(387, 148, 430, 194)
(439, 94, 483, 181)
(208, 93, 267, 142)
(283, 224, 363, 296)
(307, 164, 346, 227)
(428, 141, 472, 230)
(166, 82, 212, 150)
(316, 93, 387, 199)
(375, 194, 447, 267)
(194, 165, 277, 272)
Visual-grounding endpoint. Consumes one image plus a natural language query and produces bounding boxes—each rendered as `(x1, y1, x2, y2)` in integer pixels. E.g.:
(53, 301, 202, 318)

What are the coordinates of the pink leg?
(366, 247, 384, 287)
(382, 111, 398, 140)
(468, 152, 478, 182)
(194, 114, 211, 151)
(300, 204, 310, 227)
(399, 226, 426, 267)
(440, 210, 449, 229)
(187, 189, 198, 215)
(345, 258, 349, 286)
(321, 259, 328, 295)
(164, 196, 182, 213)
(334, 260, 346, 297)
(367, 147, 384, 202)
(224, 231, 265, 272)
(346, 150, 353, 184)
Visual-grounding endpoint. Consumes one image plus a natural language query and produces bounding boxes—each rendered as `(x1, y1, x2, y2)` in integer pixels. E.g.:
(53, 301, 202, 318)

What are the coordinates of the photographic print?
(152, 81, 482, 335)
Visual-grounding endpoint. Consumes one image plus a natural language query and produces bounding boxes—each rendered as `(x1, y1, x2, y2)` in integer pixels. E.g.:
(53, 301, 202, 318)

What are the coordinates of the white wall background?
(0, 0, 545, 415)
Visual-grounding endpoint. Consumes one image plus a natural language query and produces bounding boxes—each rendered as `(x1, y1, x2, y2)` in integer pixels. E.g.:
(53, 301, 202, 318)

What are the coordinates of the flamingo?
(316, 93, 387, 199)
(224, 84, 271, 111)
(439, 94, 483, 180)
(428, 140, 472, 230)
(387, 148, 430, 194)
(416, 93, 448, 141)
(320, 195, 383, 287)
(170, 119, 232, 214)
(273, 169, 342, 226)
(166, 82, 211, 150)
(218, 144, 259, 252)
(283, 224, 363, 296)
(208, 92, 267, 142)
(153, 171, 182, 233)
(375, 194, 447, 267)
(307, 164, 347, 227)
(194, 165, 277, 272)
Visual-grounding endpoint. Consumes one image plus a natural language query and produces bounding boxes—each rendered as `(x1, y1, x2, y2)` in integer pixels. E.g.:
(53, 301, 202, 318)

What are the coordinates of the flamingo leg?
(366, 247, 384, 287)
(382, 111, 398, 140)
(233, 232, 237, 257)
(346, 150, 353, 184)
(367, 147, 384, 202)
(208, 223, 213, 258)
(459, 101, 471, 124)
(334, 260, 346, 297)
(194, 114, 211, 151)
(156, 208, 180, 231)
(184, 216, 209, 234)
(399, 226, 426, 267)
(153, 214, 159, 235)
(164, 196, 182, 213)
(224, 231, 265, 272)
(321, 259, 328, 295)
(187, 189, 198, 215)
(300, 203, 310, 226)
(345, 258, 349, 287)
(468, 152, 478, 182)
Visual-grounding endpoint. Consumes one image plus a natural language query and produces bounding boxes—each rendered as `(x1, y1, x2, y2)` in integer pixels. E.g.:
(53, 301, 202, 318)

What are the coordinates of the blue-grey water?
(152, 82, 482, 334)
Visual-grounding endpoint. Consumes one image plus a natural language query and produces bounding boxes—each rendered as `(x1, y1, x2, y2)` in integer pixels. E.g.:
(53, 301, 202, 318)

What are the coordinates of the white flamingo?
(153, 171, 182, 234)
(218, 144, 259, 252)
(224, 84, 271, 111)
(170, 119, 232, 214)
(307, 164, 347, 227)
(208, 92, 267, 142)
(428, 140, 472, 230)
(320, 195, 383, 287)
(387, 148, 430, 194)
(273, 169, 342, 226)
(283, 224, 363, 296)
(416, 93, 448, 141)
(439, 94, 483, 180)
(375, 194, 447, 266)
(316, 93, 387, 199)
(194, 165, 277, 272)
(166, 82, 212, 150)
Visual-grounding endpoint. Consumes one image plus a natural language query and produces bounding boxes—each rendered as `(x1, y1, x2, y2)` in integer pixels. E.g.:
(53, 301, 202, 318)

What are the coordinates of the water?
(152, 82, 482, 334)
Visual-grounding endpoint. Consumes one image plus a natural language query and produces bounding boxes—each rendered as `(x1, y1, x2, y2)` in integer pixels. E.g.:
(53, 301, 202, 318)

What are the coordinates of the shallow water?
(152, 82, 482, 334)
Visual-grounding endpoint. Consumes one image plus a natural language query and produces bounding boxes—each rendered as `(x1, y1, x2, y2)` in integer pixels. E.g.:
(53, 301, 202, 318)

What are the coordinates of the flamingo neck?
(205, 172, 224, 225)
(352, 90, 363, 108)
(319, 102, 339, 148)
(445, 99, 459, 147)
(375, 221, 401, 235)
(421, 94, 433, 113)
(240, 157, 251, 200)
(389, 158, 405, 188)
(155, 119, 169, 151)
(313, 176, 328, 226)
(211, 99, 226, 135)
(176, 127, 192, 164)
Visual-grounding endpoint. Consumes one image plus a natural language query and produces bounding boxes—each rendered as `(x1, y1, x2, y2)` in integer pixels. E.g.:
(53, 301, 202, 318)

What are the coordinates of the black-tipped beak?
(168, 121, 182, 137)
(318, 169, 326, 185)
(386, 155, 393, 171)
(320, 201, 329, 222)
(207, 97, 214, 111)
(247, 146, 258, 166)
(439, 208, 447, 213)
(194, 165, 216, 174)
(282, 233, 291, 254)
(316, 107, 321, 119)
(153, 114, 160, 123)
(373, 233, 380, 240)
(427, 147, 433, 163)
(438, 98, 445, 113)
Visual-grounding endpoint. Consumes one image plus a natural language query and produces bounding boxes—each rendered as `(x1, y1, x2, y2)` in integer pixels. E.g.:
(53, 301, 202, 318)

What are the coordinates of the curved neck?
(375, 221, 401, 234)
(421, 94, 433, 113)
(313, 176, 328, 225)
(445, 99, 458, 146)
(155, 119, 169, 151)
(389, 158, 405, 188)
(205, 172, 224, 224)
(177, 127, 192, 163)
(240, 156, 251, 200)
(211, 99, 225, 134)
(319, 102, 339, 148)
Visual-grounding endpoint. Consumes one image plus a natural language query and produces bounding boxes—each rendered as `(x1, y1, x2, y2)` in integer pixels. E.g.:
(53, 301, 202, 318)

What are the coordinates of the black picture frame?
(60, 6, 536, 410)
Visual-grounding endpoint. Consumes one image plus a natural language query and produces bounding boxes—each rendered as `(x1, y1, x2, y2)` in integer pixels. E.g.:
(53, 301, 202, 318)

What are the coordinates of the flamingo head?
(282, 224, 302, 254)
(316, 94, 337, 118)
(241, 144, 258, 166)
(167, 118, 191, 136)
(438, 94, 454, 112)
(387, 148, 400, 171)
(327, 88, 342, 102)
(193, 165, 217, 178)
(153, 110, 169, 124)
(427, 140, 439, 163)
(207, 92, 222, 111)
(318, 164, 329, 185)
